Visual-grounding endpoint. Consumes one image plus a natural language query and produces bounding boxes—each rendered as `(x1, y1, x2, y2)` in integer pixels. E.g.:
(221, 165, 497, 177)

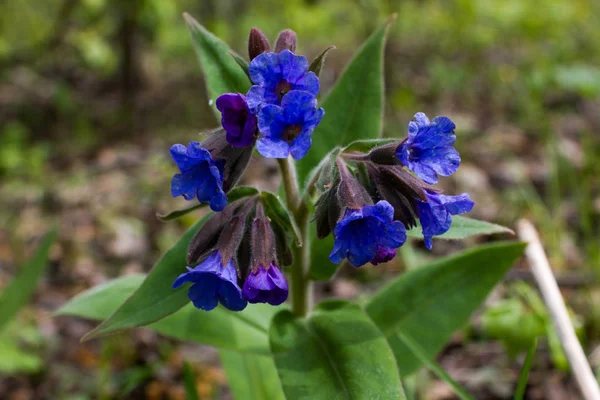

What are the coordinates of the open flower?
(330, 200, 407, 267)
(256, 90, 324, 160)
(397, 112, 460, 184)
(216, 93, 257, 147)
(246, 50, 319, 112)
(170, 142, 227, 211)
(416, 190, 474, 249)
(173, 251, 247, 312)
(242, 264, 288, 305)
(241, 203, 289, 305)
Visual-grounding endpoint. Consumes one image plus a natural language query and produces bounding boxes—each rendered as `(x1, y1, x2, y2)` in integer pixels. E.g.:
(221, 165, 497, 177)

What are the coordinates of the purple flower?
(397, 113, 460, 184)
(256, 90, 324, 160)
(173, 251, 247, 312)
(242, 264, 288, 305)
(370, 247, 397, 265)
(416, 190, 475, 249)
(170, 142, 227, 212)
(216, 93, 257, 148)
(330, 200, 407, 267)
(246, 50, 319, 113)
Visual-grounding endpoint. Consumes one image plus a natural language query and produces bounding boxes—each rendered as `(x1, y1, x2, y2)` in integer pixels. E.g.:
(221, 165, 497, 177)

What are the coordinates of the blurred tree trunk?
(115, 0, 144, 137)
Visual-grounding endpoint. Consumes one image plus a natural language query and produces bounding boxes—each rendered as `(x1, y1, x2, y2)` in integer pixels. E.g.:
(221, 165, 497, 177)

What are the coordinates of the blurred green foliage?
(482, 282, 585, 371)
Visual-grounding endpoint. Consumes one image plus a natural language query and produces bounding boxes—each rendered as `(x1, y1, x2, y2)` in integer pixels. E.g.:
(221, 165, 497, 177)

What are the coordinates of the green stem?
(277, 157, 312, 317)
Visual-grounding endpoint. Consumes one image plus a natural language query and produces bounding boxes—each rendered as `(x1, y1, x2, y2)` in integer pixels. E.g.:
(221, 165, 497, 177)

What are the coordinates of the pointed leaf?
(270, 300, 405, 399)
(81, 216, 210, 340)
(57, 274, 282, 353)
(309, 45, 336, 77)
(406, 216, 514, 240)
(184, 13, 251, 117)
(365, 241, 526, 375)
(342, 138, 397, 153)
(220, 350, 285, 400)
(230, 52, 250, 78)
(0, 229, 56, 331)
(296, 15, 396, 183)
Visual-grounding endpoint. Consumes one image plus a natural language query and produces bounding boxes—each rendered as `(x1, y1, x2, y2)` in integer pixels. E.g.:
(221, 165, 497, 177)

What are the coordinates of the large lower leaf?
(365, 241, 526, 375)
(0, 229, 56, 331)
(220, 350, 285, 400)
(309, 216, 514, 281)
(57, 274, 280, 354)
(270, 300, 405, 399)
(81, 216, 210, 340)
(184, 13, 251, 118)
(296, 16, 395, 184)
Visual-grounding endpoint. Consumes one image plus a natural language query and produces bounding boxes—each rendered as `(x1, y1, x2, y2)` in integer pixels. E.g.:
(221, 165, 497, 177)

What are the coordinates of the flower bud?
(248, 27, 270, 60)
(274, 29, 297, 53)
(335, 158, 373, 211)
(368, 141, 402, 165)
(201, 130, 253, 193)
(312, 184, 341, 239)
(242, 203, 289, 305)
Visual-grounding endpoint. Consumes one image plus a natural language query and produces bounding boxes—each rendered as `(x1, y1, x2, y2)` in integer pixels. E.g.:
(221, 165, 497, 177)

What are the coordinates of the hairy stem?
(277, 157, 312, 317)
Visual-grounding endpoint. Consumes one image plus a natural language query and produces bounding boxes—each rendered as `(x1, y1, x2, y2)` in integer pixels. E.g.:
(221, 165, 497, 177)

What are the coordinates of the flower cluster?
(174, 198, 289, 311)
(313, 112, 474, 267)
(169, 27, 324, 212)
(168, 27, 329, 312)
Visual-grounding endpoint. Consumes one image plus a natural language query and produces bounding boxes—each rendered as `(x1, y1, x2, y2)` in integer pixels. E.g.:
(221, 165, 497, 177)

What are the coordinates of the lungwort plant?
(58, 14, 525, 399)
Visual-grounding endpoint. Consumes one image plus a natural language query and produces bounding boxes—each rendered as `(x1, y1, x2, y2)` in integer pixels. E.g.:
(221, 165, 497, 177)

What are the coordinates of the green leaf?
(342, 138, 397, 153)
(0, 229, 56, 331)
(57, 274, 281, 353)
(309, 45, 336, 77)
(182, 361, 201, 400)
(183, 13, 251, 117)
(365, 241, 526, 375)
(260, 191, 302, 246)
(80, 216, 210, 341)
(230, 52, 250, 78)
(157, 186, 260, 221)
(270, 300, 405, 399)
(406, 216, 514, 240)
(220, 350, 285, 400)
(307, 232, 336, 281)
(296, 15, 396, 184)
(514, 339, 537, 400)
(397, 332, 474, 400)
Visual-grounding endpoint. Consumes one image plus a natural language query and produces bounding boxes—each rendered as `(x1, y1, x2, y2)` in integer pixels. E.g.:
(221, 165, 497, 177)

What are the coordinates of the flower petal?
(278, 50, 309, 83)
(248, 52, 281, 88)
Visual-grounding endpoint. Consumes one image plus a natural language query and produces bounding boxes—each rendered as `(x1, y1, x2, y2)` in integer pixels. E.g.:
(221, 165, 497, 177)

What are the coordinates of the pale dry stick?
(517, 219, 600, 400)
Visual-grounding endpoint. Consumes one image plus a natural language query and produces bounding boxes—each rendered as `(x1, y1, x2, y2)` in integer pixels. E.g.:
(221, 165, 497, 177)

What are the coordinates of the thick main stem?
(277, 157, 312, 317)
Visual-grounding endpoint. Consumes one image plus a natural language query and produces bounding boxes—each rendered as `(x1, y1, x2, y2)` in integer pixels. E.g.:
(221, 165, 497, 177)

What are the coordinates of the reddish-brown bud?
(248, 27, 271, 60)
(274, 29, 297, 53)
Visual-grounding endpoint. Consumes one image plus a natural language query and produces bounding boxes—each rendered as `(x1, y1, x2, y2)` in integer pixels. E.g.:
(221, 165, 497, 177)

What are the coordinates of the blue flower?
(173, 250, 247, 312)
(246, 50, 319, 113)
(397, 112, 460, 184)
(242, 263, 288, 305)
(170, 142, 227, 212)
(370, 247, 397, 265)
(330, 200, 407, 267)
(256, 90, 324, 160)
(216, 93, 257, 148)
(416, 190, 474, 249)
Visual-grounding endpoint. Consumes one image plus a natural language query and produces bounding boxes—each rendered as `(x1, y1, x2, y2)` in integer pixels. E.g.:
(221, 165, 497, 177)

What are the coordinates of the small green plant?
(58, 15, 525, 399)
